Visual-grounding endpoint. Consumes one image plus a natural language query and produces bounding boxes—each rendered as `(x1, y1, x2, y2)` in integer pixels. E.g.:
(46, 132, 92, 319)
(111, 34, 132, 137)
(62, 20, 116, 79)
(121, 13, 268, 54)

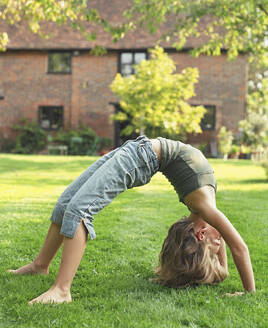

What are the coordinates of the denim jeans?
(50, 136, 159, 239)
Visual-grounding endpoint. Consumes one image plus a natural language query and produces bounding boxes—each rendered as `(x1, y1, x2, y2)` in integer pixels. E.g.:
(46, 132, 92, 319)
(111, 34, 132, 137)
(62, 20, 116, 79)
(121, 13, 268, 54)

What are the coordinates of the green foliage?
(0, 0, 131, 51)
(98, 136, 113, 151)
(110, 46, 206, 138)
(0, 136, 16, 153)
(56, 125, 112, 155)
(248, 77, 268, 115)
(218, 126, 233, 160)
(261, 159, 268, 180)
(126, 0, 268, 63)
(13, 119, 47, 154)
(230, 144, 240, 155)
(238, 64, 268, 152)
(2, 123, 112, 155)
(2, 1, 267, 64)
(56, 125, 100, 155)
(0, 32, 8, 51)
(239, 111, 268, 151)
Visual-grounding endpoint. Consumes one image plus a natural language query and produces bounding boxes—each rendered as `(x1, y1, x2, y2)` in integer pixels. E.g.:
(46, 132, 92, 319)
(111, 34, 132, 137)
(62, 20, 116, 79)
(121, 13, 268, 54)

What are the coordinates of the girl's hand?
(225, 292, 244, 297)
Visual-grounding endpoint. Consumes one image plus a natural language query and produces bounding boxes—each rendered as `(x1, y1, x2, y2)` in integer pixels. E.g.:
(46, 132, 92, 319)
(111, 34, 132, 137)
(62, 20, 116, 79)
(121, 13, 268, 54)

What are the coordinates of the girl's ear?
(196, 228, 206, 241)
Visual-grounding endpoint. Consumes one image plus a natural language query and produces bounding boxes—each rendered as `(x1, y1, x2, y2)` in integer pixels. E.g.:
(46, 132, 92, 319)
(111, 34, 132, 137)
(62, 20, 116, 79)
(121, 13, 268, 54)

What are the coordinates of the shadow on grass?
(238, 179, 268, 184)
(216, 176, 268, 186)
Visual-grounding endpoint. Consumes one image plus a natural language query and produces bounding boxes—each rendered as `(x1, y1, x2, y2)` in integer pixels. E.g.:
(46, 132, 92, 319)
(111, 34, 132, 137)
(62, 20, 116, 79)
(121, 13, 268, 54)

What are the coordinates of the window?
(48, 52, 72, 74)
(111, 102, 139, 147)
(39, 106, 63, 130)
(192, 104, 216, 131)
(119, 52, 147, 76)
(201, 105, 216, 131)
(0, 89, 4, 100)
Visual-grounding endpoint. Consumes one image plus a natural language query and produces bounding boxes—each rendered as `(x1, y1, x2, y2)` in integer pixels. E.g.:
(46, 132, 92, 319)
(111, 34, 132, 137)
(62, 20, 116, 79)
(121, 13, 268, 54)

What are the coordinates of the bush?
(218, 126, 233, 160)
(13, 119, 47, 154)
(56, 125, 112, 155)
(98, 137, 113, 151)
(261, 160, 268, 180)
(0, 137, 16, 153)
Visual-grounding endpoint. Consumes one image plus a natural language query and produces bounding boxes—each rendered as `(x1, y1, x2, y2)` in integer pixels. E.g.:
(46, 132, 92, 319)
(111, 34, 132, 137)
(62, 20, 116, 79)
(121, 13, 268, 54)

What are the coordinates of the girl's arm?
(198, 203, 255, 292)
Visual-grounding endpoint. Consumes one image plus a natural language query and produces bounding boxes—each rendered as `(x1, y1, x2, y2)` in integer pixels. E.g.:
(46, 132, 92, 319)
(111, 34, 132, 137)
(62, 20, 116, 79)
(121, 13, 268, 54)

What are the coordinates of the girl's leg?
(28, 144, 147, 304)
(24, 137, 156, 304)
(8, 150, 118, 276)
(8, 222, 63, 275)
(52, 148, 118, 213)
(49, 148, 118, 231)
(29, 221, 87, 304)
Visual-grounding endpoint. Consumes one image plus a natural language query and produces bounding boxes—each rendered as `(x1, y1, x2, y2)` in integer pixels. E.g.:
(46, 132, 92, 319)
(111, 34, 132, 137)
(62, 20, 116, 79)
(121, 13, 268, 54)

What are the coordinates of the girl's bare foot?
(28, 286, 72, 305)
(7, 262, 49, 275)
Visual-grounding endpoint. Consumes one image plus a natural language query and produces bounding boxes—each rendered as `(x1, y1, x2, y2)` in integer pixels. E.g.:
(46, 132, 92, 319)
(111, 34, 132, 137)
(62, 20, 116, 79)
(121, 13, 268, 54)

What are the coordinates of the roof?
(1, 0, 211, 50)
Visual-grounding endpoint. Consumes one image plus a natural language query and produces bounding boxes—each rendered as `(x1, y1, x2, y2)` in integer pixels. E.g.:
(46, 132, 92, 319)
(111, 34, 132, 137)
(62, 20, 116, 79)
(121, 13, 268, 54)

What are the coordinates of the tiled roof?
(1, 0, 211, 50)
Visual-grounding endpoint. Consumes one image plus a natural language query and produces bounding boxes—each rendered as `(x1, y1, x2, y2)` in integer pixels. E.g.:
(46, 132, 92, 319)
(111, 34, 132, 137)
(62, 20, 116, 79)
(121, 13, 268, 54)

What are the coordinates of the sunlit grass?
(0, 154, 267, 328)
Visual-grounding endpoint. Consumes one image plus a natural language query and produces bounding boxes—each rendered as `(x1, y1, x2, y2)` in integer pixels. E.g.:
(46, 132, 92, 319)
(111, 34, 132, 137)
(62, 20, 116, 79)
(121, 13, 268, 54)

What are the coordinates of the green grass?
(0, 154, 267, 328)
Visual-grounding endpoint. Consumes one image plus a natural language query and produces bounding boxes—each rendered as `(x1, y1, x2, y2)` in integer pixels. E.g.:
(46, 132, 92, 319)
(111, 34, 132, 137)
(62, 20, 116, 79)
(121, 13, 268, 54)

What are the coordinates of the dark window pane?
(201, 105, 216, 131)
(48, 53, 71, 73)
(40, 109, 51, 129)
(39, 106, 63, 130)
(191, 104, 216, 131)
(0, 89, 4, 100)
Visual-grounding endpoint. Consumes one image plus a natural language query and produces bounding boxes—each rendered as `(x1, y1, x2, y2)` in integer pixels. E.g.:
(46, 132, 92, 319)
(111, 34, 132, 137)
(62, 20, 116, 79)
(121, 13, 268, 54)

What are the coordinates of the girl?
(8, 136, 255, 304)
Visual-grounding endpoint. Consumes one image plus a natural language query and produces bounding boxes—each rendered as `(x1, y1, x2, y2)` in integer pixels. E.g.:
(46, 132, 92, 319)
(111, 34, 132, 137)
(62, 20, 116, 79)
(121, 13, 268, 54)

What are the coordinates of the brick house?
(0, 1, 248, 153)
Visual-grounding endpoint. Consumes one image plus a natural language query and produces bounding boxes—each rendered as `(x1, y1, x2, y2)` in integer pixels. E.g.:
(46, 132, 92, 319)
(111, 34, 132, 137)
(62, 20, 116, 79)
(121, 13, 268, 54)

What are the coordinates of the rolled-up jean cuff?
(60, 210, 96, 240)
(50, 202, 65, 226)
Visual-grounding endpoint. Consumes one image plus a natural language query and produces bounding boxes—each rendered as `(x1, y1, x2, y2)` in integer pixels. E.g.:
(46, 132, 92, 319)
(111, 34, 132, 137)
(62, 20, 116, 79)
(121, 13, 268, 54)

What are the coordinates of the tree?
(1, 1, 267, 61)
(239, 108, 268, 152)
(218, 126, 234, 160)
(0, 0, 129, 51)
(110, 46, 206, 138)
(248, 77, 268, 115)
(238, 71, 268, 152)
(124, 0, 268, 62)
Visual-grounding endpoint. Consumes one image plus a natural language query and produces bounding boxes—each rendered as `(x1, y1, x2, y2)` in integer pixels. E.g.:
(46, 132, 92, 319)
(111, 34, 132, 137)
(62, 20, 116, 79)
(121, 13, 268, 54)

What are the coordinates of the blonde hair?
(155, 217, 228, 288)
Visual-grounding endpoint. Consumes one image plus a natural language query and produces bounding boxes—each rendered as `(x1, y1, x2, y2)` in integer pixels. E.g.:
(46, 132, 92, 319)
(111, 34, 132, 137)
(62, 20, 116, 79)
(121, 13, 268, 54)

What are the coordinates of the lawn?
(0, 154, 267, 328)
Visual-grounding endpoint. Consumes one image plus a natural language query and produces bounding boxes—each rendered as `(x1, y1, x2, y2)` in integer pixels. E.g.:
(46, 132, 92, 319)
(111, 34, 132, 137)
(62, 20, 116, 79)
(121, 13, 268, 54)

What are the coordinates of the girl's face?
(193, 217, 221, 254)
(205, 224, 221, 254)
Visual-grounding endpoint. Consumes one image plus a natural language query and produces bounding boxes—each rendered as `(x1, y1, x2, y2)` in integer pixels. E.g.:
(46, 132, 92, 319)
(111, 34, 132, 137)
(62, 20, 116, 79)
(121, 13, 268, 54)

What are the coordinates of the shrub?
(56, 125, 112, 155)
(261, 160, 268, 180)
(218, 126, 233, 160)
(229, 144, 240, 159)
(0, 137, 16, 153)
(98, 137, 113, 151)
(13, 119, 47, 154)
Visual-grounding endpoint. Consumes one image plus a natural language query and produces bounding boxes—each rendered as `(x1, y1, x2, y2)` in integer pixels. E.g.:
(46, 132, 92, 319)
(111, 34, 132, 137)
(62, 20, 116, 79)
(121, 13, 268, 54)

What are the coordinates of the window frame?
(118, 50, 148, 76)
(47, 51, 72, 74)
(201, 105, 216, 131)
(192, 104, 217, 131)
(38, 106, 64, 131)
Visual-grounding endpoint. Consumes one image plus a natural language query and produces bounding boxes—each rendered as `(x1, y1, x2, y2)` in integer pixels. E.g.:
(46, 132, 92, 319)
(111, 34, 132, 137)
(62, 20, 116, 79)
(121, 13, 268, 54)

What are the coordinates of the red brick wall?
(0, 50, 118, 141)
(71, 52, 117, 138)
(169, 52, 248, 146)
(0, 51, 72, 138)
(0, 50, 247, 149)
